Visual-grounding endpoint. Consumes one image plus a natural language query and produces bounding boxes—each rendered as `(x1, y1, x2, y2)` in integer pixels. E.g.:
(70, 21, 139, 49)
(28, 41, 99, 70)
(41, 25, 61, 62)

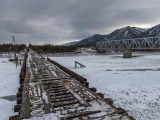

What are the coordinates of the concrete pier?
(123, 50, 132, 58)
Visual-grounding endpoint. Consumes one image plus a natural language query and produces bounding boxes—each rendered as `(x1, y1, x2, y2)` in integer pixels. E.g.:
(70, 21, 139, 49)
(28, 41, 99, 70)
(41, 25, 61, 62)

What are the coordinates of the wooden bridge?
(9, 50, 134, 120)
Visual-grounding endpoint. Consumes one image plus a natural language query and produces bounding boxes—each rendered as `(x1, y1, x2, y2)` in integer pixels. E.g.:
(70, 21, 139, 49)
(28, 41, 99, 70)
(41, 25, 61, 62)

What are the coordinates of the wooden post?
(9, 115, 20, 120)
(14, 104, 21, 112)
(75, 61, 85, 68)
(60, 107, 63, 115)
(16, 56, 18, 68)
(20, 60, 21, 66)
(75, 61, 77, 68)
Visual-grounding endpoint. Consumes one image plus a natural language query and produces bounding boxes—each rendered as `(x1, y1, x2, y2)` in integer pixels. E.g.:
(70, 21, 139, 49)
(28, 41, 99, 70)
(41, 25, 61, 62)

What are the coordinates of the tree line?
(0, 44, 26, 53)
(0, 43, 89, 53)
(29, 44, 78, 53)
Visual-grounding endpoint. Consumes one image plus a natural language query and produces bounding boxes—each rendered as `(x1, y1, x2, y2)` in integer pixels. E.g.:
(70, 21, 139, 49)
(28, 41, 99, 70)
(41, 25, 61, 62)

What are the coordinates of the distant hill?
(75, 34, 107, 46)
(62, 41, 79, 46)
(137, 24, 160, 38)
(73, 26, 145, 46)
(64, 24, 160, 46)
(106, 26, 146, 40)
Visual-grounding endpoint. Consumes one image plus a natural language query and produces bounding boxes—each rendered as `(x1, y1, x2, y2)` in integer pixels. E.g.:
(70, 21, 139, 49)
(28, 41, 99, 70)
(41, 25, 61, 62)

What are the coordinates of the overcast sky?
(0, 0, 160, 45)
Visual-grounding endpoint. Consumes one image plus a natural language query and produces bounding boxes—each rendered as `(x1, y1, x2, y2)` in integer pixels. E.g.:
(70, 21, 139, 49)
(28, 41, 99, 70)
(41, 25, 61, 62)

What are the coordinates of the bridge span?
(96, 37, 160, 51)
(10, 50, 134, 120)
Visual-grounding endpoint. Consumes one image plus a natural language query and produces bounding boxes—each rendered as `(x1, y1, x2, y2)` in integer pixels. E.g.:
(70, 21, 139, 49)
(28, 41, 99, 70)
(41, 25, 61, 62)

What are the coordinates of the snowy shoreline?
(1, 52, 160, 119)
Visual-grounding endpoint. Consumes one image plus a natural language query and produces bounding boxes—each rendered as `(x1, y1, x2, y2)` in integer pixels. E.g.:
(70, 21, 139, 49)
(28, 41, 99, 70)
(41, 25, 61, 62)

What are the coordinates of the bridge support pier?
(123, 50, 132, 58)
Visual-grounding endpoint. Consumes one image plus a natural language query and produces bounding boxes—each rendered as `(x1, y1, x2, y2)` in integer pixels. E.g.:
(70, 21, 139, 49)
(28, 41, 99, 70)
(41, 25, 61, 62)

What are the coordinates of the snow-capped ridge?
(64, 24, 160, 46)
(138, 24, 160, 38)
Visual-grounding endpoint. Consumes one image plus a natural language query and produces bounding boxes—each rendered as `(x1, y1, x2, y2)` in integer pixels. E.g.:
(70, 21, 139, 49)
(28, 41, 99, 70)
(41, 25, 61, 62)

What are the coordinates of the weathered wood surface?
(9, 115, 20, 120)
(39, 81, 52, 114)
(20, 66, 31, 119)
(10, 51, 134, 120)
(14, 104, 21, 112)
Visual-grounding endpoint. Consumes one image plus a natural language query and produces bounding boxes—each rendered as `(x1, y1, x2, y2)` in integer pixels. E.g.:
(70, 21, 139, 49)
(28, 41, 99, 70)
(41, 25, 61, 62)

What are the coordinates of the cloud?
(0, 0, 160, 44)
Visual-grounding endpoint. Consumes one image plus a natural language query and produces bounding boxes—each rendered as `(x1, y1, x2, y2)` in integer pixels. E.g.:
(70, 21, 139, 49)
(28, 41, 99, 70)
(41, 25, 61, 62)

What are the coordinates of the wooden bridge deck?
(10, 50, 134, 120)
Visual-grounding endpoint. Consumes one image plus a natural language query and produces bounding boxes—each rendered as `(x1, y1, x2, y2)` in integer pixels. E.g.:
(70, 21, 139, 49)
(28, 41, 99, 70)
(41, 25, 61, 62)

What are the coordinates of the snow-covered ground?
(0, 57, 20, 120)
(50, 53, 160, 120)
(1, 53, 160, 120)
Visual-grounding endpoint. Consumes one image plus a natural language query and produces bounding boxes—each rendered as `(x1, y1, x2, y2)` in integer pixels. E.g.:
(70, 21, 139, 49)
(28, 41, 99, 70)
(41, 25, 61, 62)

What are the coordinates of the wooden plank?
(39, 77, 71, 81)
(20, 66, 31, 119)
(39, 81, 52, 114)
(50, 94, 73, 99)
(9, 115, 20, 120)
(14, 104, 21, 112)
(51, 97, 75, 103)
(48, 89, 68, 93)
(52, 100, 78, 107)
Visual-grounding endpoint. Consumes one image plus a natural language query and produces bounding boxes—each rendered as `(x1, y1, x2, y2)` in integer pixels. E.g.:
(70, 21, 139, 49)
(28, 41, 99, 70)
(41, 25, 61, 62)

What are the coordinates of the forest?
(29, 44, 78, 53)
(0, 44, 26, 53)
(0, 43, 79, 53)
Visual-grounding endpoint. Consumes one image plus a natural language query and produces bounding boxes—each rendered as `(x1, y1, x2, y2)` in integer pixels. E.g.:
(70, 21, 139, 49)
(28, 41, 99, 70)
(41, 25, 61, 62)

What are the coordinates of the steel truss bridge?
(96, 37, 160, 51)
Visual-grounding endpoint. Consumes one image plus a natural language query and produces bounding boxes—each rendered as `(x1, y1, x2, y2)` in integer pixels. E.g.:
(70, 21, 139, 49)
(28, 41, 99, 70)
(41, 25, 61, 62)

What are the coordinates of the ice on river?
(0, 58, 20, 120)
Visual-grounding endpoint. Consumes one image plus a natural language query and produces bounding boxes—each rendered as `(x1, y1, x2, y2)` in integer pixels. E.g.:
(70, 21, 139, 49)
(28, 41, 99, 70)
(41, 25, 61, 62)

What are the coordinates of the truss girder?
(96, 37, 160, 50)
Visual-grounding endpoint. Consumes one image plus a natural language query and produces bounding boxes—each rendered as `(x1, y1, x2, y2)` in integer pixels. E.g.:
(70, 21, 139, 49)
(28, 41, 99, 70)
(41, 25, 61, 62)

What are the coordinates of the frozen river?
(1, 53, 160, 120)
(0, 58, 20, 120)
(50, 53, 160, 120)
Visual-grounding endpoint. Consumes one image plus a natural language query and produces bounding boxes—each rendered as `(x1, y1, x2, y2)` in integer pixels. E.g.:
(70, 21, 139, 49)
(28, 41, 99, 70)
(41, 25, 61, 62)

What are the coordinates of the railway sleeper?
(52, 100, 78, 108)
(46, 86, 64, 90)
(42, 80, 60, 83)
(104, 98, 113, 105)
(39, 78, 62, 81)
(48, 89, 68, 93)
(39, 76, 55, 79)
(17, 97, 22, 104)
(50, 94, 73, 99)
(16, 92, 22, 98)
(49, 92, 71, 96)
(96, 92, 104, 98)
(43, 81, 62, 85)
(49, 91, 70, 96)
(41, 75, 54, 78)
(41, 74, 54, 77)
(52, 91, 70, 95)
(18, 87, 22, 92)
(45, 86, 65, 90)
(50, 97, 75, 102)
(89, 87, 97, 92)
(44, 82, 62, 87)
(9, 115, 20, 120)
(41, 72, 52, 74)
(46, 85, 64, 88)
(14, 104, 21, 112)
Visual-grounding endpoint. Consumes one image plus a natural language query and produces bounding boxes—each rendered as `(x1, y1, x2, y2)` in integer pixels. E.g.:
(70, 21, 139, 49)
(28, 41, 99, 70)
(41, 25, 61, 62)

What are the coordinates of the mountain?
(106, 26, 146, 40)
(137, 24, 160, 38)
(73, 26, 145, 46)
(75, 34, 107, 46)
(62, 41, 79, 46)
(64, 24, 160, 46)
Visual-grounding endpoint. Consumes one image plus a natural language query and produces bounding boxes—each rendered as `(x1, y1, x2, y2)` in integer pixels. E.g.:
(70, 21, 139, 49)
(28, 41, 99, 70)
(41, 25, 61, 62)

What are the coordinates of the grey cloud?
(0, 0, 160, 44)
